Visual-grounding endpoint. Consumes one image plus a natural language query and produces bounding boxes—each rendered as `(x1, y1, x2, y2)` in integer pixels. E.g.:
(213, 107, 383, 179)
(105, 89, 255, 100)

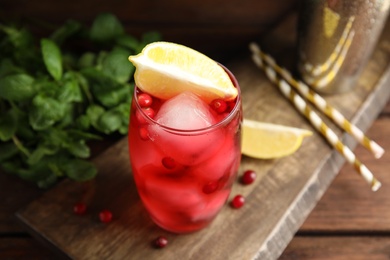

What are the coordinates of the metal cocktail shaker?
(297, 0, 390, 94)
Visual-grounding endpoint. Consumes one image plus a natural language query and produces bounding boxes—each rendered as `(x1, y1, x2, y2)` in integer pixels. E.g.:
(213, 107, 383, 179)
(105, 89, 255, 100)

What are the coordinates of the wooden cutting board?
(16, 14, 390, 260)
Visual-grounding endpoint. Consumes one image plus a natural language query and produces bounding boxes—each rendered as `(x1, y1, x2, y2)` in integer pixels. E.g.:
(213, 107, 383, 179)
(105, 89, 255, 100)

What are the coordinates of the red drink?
(128, 66, 242, 233)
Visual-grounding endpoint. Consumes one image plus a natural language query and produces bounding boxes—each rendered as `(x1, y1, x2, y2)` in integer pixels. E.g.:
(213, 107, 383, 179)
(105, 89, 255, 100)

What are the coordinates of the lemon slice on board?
(128, 41, 238, 103)
(242, 119, 313, 159)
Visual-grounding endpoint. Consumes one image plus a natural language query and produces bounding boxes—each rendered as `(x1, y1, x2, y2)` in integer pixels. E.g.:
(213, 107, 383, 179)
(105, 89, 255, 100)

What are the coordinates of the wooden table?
(2, 5, 390, 259)
(0, 99, 389, 260)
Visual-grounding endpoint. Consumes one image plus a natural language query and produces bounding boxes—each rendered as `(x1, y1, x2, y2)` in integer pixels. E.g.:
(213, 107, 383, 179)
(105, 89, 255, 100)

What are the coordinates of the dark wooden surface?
(1, 101, 389, 260)
(2, 2, 390, 259)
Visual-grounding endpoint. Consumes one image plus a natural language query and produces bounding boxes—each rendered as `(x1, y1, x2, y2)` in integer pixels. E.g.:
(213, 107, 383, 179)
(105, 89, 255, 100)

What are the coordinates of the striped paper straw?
(250, 48, 381, 191)
(249, 43, 384, 159)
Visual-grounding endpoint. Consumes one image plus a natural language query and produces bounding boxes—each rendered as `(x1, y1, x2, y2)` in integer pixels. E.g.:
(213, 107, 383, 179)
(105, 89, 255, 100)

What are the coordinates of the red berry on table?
(241, 170, 257, 185)
(138, 93, 153, 107)
(154, 236, 168, 248)
(99, 209, 113, 223)
(231, 195, 245, 209)
(73, 202, 87, 215)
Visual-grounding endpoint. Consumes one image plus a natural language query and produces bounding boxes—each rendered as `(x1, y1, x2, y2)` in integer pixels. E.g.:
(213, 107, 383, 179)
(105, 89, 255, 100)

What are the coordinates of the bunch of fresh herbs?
(0, 13, 161, 188)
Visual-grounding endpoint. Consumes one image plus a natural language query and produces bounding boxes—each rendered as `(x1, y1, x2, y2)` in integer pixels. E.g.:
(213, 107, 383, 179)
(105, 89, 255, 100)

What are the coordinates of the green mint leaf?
(0, 59, 24, 78)
(0, 109, 17, 141)
(119, 125, 128, 135)
(29, 94, 67, 130)
(58, 72, 83, 103)
(50, 20, 82, 45)
(37, 172, 58, 189)
(63, 159, 97, 181)
(82, 68, 128, 107)
(41, 38, 63, 81)
(142, 31, 162, 45)
(0, 73, 35, 101)
(68, 129, 101, 140)
(86, 104, 105, 129)
(42, 128, 67, 147)
(90, 13, 124, 43)
(97, 109, 122, 134)
(64, 139, 90, 158)
(32, 77, 58, 97)
(0, 142, 18, 162)
(0, 25, 34, 49)
(27, 144, 59, 165)
(97, 86, 131, 108)
(102, 47, 134, 83)
(75, 115, 90, 130)
(78, 52, 96, 69)
(116, 34, 140, 52)
(10, 108, 35, 140)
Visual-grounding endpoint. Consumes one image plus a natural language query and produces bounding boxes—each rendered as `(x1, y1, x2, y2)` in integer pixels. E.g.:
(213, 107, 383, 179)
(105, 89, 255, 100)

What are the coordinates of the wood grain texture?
(14, 13, 390, 260)
(281, 236, 390, 260)
(0, 238, 57, 260)
(300, 117, 390, 232)
(0, 173, 44, 233)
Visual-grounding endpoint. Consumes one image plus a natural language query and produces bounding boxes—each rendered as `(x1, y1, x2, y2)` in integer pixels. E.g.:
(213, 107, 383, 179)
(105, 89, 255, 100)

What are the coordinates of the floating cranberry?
(202, 181, 219, 194)
(99, 209, 113, 223)
(231, 195, 245, 209)
(138, 93, 153, 107)
(241, 170, 256, 185)
(162, 157, 176, 169)
(210, 99, 227, 114)
(139, 127, 150, 140)
(136, 107, 155, 124)
(226, 100, 236, 113)
(154, 236, 168, 248)
(73, 202, 87, 215)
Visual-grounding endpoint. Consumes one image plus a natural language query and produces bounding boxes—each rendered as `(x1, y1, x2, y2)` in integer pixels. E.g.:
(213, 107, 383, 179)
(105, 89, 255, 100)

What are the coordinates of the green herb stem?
(12, 135, 31, 157)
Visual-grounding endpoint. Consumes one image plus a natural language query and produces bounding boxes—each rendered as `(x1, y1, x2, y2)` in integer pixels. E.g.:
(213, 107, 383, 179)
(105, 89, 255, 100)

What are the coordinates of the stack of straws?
(249, 43, 384, 191)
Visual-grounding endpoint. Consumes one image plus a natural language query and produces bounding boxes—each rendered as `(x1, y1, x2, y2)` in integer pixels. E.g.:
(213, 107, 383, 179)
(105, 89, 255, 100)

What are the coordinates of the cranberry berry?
(162, 157, 176, 169)
(139, 127, 150, 140)
(202, 181, 219, 194)
(138, 93, 153, 108)
(210, 99, 227, 114)
(99, 209, 113, 223)
(154, 236, 168, 248)
(231, 195, 245, 209)
(136, 107, 155, 124)
(241, 170, 257, 185)
(73, 202, 87, 215)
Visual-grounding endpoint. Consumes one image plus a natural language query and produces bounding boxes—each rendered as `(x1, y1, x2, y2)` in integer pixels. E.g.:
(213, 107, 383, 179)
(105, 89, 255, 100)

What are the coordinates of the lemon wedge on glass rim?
(242, 119, 313, 159)
(128, 41, 238, 103)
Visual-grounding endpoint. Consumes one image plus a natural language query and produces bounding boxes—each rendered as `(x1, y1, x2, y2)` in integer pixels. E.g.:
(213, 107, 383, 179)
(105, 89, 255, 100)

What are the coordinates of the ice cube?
(192, 137, 240, 182)
(148, 92, 224, 165)
(155, 92, 215, 130)
(189, 190, 230, 222)
(143, 175, 202, 210)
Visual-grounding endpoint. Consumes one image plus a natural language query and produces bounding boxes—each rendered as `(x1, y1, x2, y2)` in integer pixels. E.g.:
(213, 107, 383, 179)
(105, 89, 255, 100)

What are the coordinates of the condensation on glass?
(297, 0, 390, 94)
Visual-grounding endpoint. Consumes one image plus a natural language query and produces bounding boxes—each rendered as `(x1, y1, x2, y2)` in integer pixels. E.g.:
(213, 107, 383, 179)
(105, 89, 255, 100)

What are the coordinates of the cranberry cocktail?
(128, 42, 242, 233)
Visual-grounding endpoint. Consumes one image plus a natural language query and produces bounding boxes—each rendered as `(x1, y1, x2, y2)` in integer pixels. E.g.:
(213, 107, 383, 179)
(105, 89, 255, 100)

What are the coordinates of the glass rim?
(133, 63, 242, 135)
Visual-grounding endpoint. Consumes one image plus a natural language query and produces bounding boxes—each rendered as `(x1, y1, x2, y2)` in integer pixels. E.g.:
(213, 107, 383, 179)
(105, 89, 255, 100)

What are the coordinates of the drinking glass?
(128, 65, 242, 233)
